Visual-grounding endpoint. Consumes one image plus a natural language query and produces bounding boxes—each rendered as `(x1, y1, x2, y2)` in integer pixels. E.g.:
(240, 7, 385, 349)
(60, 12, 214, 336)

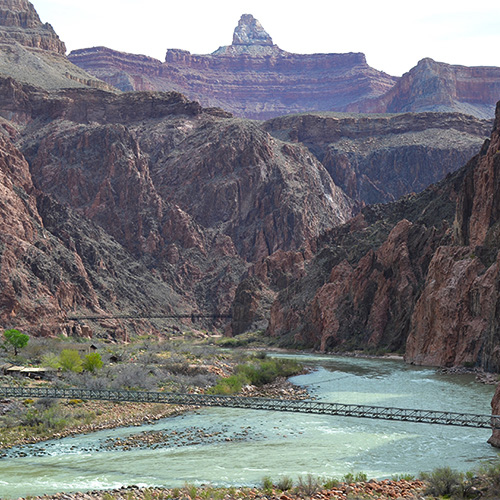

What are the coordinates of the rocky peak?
(0, 0, 66, 54)
(0, 0, 39, 28)
(212, 14, 280, 57)
(232, 14, 273, 47)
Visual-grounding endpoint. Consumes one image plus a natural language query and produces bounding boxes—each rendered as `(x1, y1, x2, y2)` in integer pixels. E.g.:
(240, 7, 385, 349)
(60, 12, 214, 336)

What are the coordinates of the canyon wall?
(236, 103, 500, 374)
(0, 75, 355, 336)
(68, 15, 397, 120)
(68, 18, 500, 120)
(0, 0, 113, 90)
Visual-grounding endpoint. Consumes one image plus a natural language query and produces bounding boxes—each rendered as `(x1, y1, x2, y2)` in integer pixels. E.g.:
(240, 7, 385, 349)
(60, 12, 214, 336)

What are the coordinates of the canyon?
(0, 76, 357, 337)
(235, 102, 500, 380)
(1, 0, 500, 391)
(264, 112, 491, 204)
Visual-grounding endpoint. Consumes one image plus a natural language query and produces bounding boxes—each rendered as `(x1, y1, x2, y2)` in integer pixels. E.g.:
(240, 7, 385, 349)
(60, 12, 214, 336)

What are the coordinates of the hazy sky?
(33, 0, 499, 76)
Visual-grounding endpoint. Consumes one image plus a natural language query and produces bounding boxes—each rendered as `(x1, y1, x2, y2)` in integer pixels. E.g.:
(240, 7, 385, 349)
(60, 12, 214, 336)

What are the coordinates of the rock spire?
(232, 14, 273, 46)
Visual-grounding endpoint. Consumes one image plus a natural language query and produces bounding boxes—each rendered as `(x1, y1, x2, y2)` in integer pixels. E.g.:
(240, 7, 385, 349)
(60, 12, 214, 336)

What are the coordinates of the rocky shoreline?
(13, 478, 426, 500)
(0, 378, 309, 451)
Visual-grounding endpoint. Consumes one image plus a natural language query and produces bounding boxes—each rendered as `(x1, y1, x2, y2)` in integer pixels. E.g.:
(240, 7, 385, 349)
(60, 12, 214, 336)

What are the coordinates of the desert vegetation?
(0, 329, 302, 448)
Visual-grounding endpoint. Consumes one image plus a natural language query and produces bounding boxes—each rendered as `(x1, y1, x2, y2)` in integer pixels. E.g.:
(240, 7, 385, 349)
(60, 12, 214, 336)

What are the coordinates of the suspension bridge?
(66, 314, 232, 321)
(1, 386, 499, 430)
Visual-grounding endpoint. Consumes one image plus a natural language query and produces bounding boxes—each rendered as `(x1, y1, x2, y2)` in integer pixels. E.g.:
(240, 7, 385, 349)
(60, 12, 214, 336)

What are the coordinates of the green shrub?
(390, 473, 415, 481)
(207, 372, 250, 395)
(59, 349, 83, 373)
(421, 466, 465, 497)
(236, 358, 302, 386)
(83, 352, 103, 373)
(477, 459, 500, 497)
(276, 475, 294, 491)
(296, 474, 321, 497)
(42, 352, 61, 369)
(323, 478, 341, 489)
(342, 472, 367, 483)
(207, 357, 302, 394)
(183, 483, 197, 500)
(261, 475, 273, 493)
(354, 472, 367, 482)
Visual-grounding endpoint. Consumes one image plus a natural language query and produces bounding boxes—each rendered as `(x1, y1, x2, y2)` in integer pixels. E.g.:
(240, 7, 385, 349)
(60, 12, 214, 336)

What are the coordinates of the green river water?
(0, 354, 497, 498)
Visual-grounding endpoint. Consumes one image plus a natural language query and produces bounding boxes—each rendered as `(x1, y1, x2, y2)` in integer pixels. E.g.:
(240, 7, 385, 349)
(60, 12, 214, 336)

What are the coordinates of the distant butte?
(68, 14, 398, 119)
(347, 57, 500, 120)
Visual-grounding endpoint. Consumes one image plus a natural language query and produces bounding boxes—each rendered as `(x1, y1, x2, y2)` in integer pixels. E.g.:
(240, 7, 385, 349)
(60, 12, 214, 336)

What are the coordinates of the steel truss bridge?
(1, 386, 499, 430)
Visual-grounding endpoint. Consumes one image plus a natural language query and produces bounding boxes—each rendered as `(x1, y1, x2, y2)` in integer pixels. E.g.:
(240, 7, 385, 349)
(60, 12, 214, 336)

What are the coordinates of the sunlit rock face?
(348, 58, 500, 119)
(0, 0, 113, 90)
(0, 0, 65, 53)
(232, 14, 274, 46)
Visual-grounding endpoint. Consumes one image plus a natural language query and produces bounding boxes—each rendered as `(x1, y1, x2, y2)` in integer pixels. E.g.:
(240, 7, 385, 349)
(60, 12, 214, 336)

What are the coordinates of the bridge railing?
(1, 386, 498, 430)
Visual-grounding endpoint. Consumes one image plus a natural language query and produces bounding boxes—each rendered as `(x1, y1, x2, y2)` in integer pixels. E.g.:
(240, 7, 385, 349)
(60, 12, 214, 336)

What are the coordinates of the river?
(0, 354, 497, 499)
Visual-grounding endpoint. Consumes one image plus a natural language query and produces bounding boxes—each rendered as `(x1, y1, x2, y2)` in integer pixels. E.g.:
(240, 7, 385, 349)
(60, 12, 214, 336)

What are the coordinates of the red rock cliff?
(261, 102, 500, 366)
(0, 76, 356, 335)
(405, 102, 500, 369)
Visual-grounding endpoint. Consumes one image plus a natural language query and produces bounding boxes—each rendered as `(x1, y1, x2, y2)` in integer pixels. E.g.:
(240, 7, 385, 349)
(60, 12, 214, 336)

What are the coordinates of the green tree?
(3, 329, 29, 356)
(58, 349, 83, 373)
(83, 352, 103, 373)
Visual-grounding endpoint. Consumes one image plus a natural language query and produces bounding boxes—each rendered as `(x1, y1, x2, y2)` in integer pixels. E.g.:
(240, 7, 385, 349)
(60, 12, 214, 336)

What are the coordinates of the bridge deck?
(1, 386, 498, 429)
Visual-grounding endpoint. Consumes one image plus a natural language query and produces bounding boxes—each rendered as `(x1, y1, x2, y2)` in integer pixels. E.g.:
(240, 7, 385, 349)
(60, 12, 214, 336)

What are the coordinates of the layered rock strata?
(68, 14, 397, 119)
(0, 0, 65, 53)
(348, 58, 500, 120)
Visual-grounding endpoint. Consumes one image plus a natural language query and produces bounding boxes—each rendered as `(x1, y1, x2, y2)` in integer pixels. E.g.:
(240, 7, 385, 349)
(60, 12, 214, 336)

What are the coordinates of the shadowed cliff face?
(405, 103, 500, 371)
(264, 112, 491, 204)
(0, 129, 189, 336)
(0, 76, 355, 335)
(68, 15, 397, 120)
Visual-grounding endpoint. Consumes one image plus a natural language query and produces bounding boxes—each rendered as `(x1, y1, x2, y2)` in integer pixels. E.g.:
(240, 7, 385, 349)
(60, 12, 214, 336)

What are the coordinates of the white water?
(0, 354, 497, 498)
